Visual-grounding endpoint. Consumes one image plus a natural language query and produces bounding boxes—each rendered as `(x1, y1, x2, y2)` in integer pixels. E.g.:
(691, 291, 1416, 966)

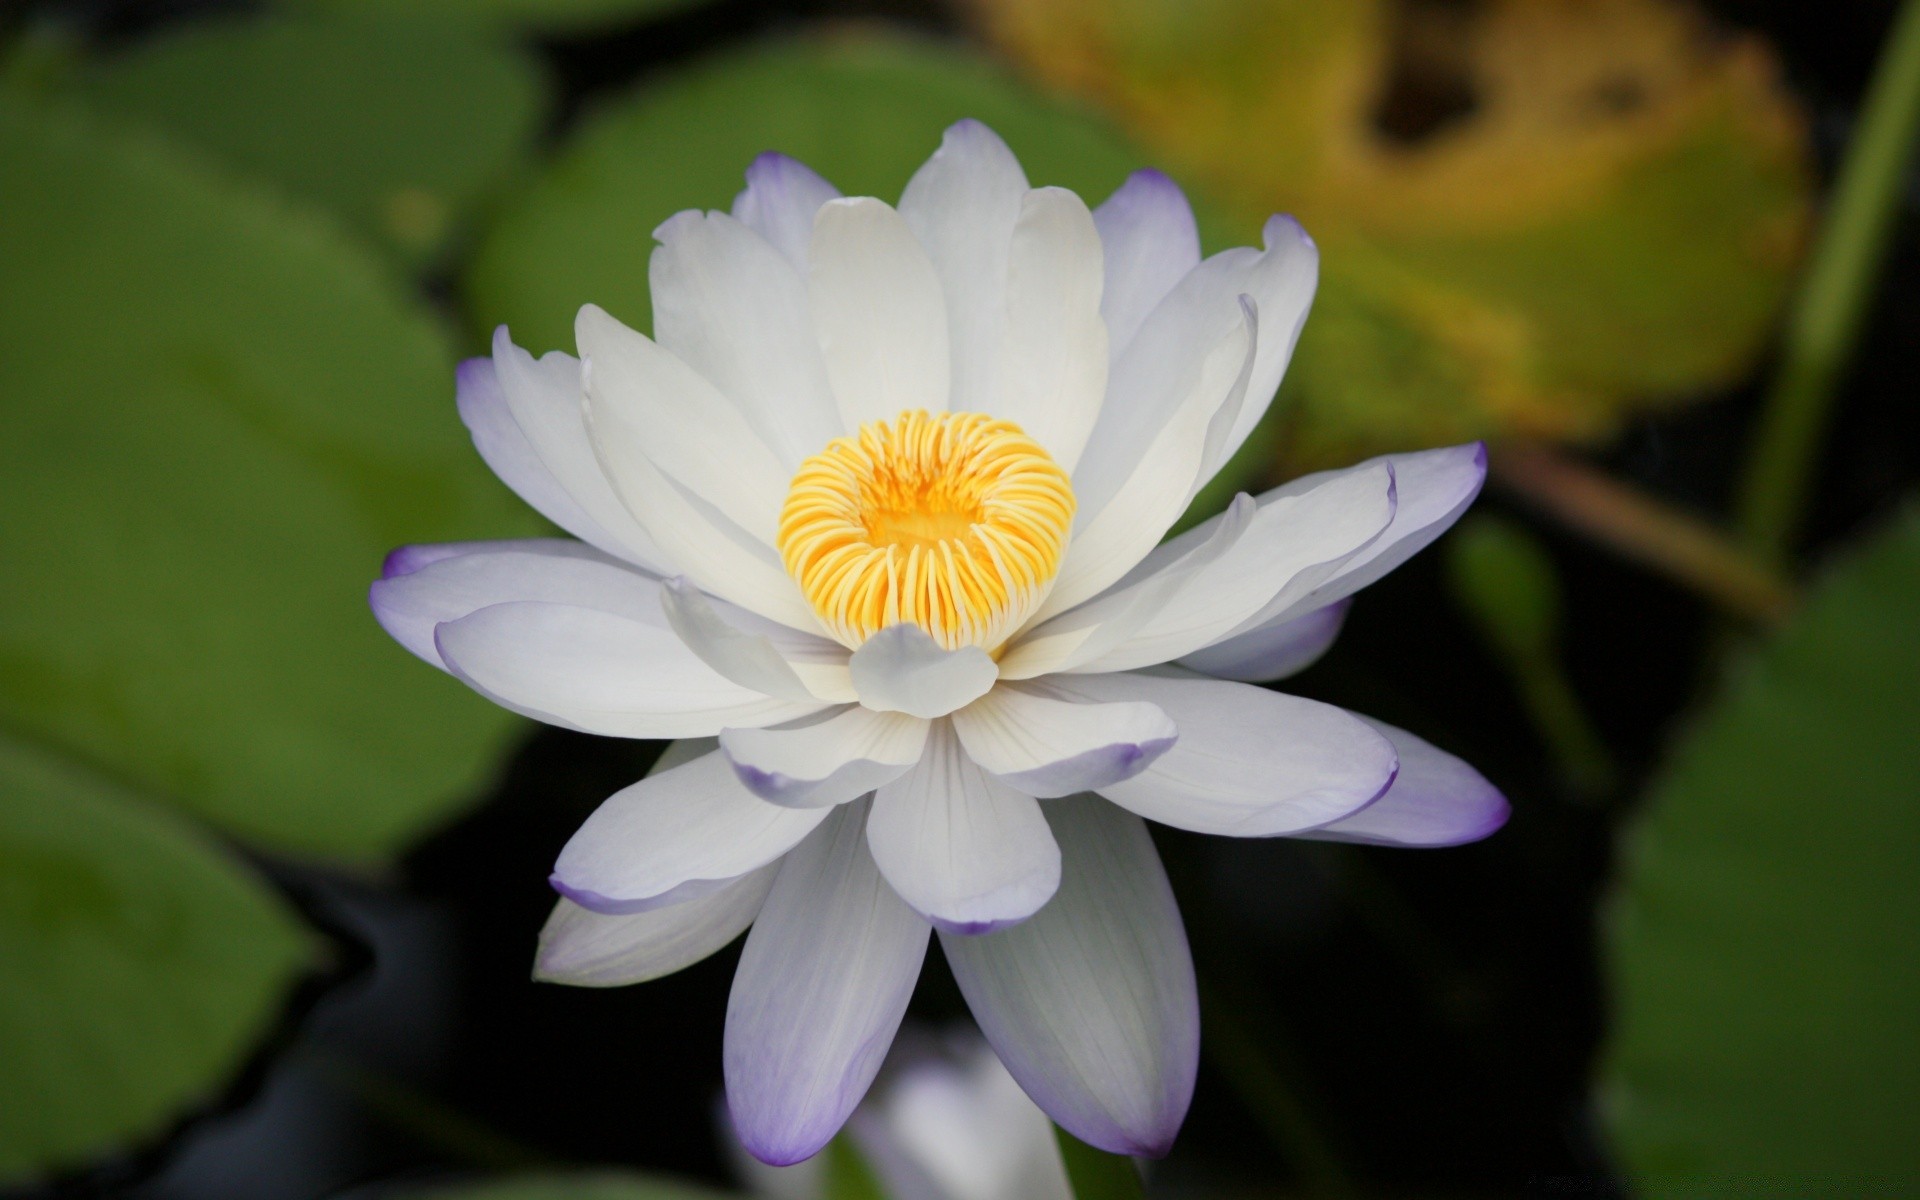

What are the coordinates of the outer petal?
(461, 343, 669, 571)
(809, 197, 951, 431)
(720, 706, 929, 808)
(649, 210, 843, 470)
(577, 303, 789, 545)
(726, 800, 932, 1166)
(370, 538, 651, 667)
(898, 119, 1029, 417)
(1175, 600, 1351, 682)
(848, 625, 999, 719)
(1093, 169, 1201, 360)
(995, 187, 1107, 472)
(1055, 672, 1398, 837)
(732, 151, 842, 270)
(868, 724, 1060, 934)
(941, 794, 1197, 1157)
(534, 862, 779, 987)
(435, 601, 823, 738)
(951, 684, 1175, 799)
(552, 749, 831, 914)
(1299, 716, 1509, 847)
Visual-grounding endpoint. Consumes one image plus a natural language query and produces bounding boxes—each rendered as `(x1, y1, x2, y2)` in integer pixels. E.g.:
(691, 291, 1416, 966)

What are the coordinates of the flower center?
(778, 410, 1075, 651)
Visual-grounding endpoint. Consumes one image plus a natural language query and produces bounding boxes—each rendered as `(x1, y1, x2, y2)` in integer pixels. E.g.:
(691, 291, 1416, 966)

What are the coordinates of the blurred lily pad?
(0, 99, 533, 858)
(400, 1173, 741, 1199)
(1603, 505, 1920, 1185)
(467, 31, 1150, 352)
(77, 12, 546, 266)
(0, 734, 314, 1182)
(973, 0, 1813, 467)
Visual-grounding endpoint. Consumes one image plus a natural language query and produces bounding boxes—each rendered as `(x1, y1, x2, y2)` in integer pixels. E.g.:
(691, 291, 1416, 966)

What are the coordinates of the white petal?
(370, 538, 653, 668)
(552, 749, 832, 913)
(874, 1043, 1074, 1200)
(995, 187, 1107, 471)
(577, 303, 789, 545)
(849, 625, 999, 719)
(868, 723, 1060, 934)
(720, 705, 929, 808)
(809, 197, 951, 431)
(951, 684, 1175, 798)
(650, 209, 843, 469)
(732, 151, 842, 270)
(1054, 672, 1398, 837)
(1299, 716, 1509, 847)
(661, 576, 836, 704)
(1175, 600, 1350, 682)
(534, 862, 778, 986)
(898, 119, 1029, 416)
(726, 800, 931, 1166)
(941, 794, 1196, 1157)
(1094, 169, 1201, 360)
(468, 337, 671, 571)
(1034, 299, 1257, 621)
(436, 601, 823, 738)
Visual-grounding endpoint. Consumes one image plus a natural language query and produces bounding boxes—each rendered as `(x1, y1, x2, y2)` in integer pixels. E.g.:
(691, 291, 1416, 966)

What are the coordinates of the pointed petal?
(650, 209, 842, 469)
(848, 625, 998, 719)
(898, 119, 1029, 416)
(732, 151, 842, 270)
(809, 197, 951, 430)
(1094, 169, 1201, 360)
(552, 749, 832, 914)
(1055, 672, 1398, 837)
(1175, 600, 1351, 682)
(661, 576, 839, 704)
(868, 723, 1060, 934)
(995, 187, 1107, 471)
(435, 601, 823, 738)
(1299, 716, 1508, 847)
(951, 684, 1175, 799)
(941, 795, 1196, 1157)
(535, 862, 778, 986)
(726, 800, 931, 1166)
(720, 706, 929, 808)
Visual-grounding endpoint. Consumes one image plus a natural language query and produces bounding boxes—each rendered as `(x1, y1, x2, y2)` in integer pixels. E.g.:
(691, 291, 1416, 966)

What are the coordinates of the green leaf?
(76, 13, 545, 266)
(1603, 504, 1920, 1187)
(291, 0, 711, 35)
(0, 734, 314, 1182)
(1053, 1126, 1146, 1200)
(0, 98, 534, 858)
(396, 1172, 742, 1200)
(467, 31, 1147, 354)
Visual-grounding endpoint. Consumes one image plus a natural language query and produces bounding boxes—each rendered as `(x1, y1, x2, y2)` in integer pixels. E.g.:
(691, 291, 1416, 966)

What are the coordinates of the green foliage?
(1053, 1126, 1147, 1200)
(0, 735, 314, 1182)
(0, 99, 533, 858)
(398, 1172, 742, 1199)
(1604, 506, 1920, 1186)
(77, 12, 545, 267)
(291, 0, 711, 35)
(467, 31, 1148, 353)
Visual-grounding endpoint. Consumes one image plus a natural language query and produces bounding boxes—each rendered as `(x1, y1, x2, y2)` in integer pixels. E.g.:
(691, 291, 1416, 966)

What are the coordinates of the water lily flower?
(370, 120, 1505, 1166)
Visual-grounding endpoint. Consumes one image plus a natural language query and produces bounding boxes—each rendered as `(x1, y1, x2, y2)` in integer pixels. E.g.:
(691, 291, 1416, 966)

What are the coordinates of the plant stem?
(1493, 441, 1795, 625)
(1053, 1127, 1147, 1200)
(1737, 0, 1920, 568)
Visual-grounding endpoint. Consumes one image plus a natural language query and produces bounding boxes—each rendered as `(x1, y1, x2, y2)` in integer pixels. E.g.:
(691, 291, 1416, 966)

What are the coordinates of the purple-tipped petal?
(848, 625, 998, 719)
(732, 151, 842, 269)
(1093, 168, 1201, 359)
(941, 795, 1197, 1157)
(950, 684, 1177, 798)
(1175, 599, 1351, 682)
(726, 800, 931, 1165)
(1298, 716, 1508, 847)
(719, 706, 928, 809)
(535, 861, 778, 986)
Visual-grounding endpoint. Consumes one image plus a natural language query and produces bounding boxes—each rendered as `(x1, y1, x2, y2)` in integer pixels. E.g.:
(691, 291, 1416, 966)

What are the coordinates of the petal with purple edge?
(732, 151, 841, 270)
(552, 749, 831, 915)
(950, 684, 1175, 799)
(868, 723, 1061, 934)
(1174, 599, 1351, 682)
(941, 794, 1197, 1157)
(1094, 169, 1201, 361)
(1297, 716, 1509, 847)
(535, 861, 778, 987)
(726, 799, 931, 1166)
(720, 705, 928, 808)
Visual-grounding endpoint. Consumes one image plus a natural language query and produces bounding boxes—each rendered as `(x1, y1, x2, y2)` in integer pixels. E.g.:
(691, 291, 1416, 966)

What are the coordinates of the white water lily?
(370, 120, 1506, 1166)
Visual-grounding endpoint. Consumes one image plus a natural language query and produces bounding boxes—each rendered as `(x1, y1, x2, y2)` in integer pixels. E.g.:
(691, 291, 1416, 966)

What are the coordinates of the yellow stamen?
(778, 410, 1075, 651)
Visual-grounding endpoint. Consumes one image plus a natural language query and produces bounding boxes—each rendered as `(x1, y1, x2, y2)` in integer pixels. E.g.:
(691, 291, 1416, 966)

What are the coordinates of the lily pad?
(78, 12, 545, 266)
(1603, 505, 1920, 1185)
(0, 99, 533, 858)
(0, 735, 314, 1182)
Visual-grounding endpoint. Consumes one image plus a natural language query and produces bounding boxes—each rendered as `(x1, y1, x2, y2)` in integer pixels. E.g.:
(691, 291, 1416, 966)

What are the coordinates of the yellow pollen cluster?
(778, 410, 1075, 651)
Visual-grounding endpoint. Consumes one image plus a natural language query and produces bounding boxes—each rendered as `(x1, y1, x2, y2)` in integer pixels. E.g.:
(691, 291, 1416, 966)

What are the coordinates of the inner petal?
(779, 410, 1074, 651)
